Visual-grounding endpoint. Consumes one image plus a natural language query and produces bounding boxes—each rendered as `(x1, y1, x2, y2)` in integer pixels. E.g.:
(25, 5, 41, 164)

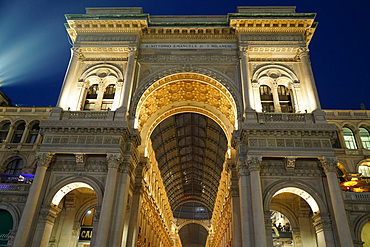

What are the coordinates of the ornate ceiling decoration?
(150, 113, 228, 212)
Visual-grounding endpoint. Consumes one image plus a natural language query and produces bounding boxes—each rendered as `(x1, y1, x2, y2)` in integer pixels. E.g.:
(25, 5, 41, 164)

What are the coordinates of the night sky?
(0, 0, 369, 110)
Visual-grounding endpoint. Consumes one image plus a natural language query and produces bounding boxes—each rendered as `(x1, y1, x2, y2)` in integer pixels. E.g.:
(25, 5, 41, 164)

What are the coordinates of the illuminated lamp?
(340, 179, 366, 191)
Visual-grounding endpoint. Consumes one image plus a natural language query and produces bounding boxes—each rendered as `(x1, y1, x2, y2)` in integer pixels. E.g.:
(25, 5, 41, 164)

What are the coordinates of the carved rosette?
(106, 153, 122, 169)
(247, 155, 262, 172)
(36, 152, 54, 168)
(319, 157, 338, 174)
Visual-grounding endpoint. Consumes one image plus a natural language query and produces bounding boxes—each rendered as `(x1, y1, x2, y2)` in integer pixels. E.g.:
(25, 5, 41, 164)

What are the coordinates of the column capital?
(71, 47, 85, 61)
(239, 46, 249, 57)
(237, 158, 249, 176)
(128, 46, 137, 55)
(319, 156, 338, 173)
(107, 153, 122, 169)
(247, 155, 262, 172)
(36, 152, 54, 168)
(297, 47, 309, 58)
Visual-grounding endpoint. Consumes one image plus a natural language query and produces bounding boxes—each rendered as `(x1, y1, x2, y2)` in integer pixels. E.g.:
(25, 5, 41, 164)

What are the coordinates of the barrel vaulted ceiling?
(150, 113, 228, 213)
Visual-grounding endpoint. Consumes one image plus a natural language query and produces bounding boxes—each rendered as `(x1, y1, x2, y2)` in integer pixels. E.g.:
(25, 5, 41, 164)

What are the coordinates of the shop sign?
(79, 227, 93, 241)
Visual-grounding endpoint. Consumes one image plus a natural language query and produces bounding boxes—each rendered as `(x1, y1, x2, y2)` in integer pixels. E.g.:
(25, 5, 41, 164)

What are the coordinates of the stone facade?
(0, 6, 369, 247)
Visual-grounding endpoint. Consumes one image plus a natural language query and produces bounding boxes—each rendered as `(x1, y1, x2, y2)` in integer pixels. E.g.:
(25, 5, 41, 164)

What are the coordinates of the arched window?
(5, 158, 24, 175)
(260, 85, 274, 113)
(84, 84, 99, 111)
(359, 163, 370, 178)
(359, 127, 370, 149)
(277, 85, 294, 113)
(343, 127, 357, 149)
(101, 84, 116, 111)
(103, 84, 115, 99)
(27, 122, 40, 143)
(0, 121, 10, 143)
(11, 122, 25, 143)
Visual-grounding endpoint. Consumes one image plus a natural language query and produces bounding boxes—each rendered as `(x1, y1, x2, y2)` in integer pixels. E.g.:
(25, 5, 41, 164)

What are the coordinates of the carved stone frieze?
(43, 135, 121, 145)
(138, 55, 238, 64)
(85, 159, 108, 172)
(240, 34, 304, 42)
(76, 34, 137, 43)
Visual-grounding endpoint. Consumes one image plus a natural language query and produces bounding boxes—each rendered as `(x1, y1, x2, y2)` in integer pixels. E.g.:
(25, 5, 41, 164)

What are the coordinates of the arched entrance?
(128, 70, 240, 246)
(266, 185, 332, 247)
(42, 182, 98, 247)
(0, 209, 13, 246)
(179, 223, 208, 247)
(362, 221, 370, 247)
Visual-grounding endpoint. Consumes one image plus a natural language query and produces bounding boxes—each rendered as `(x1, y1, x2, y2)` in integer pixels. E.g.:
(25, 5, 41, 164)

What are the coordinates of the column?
(31, 205, 60, 247)
(292, 230, 303, 247)
(229, 161, 242, 245)
(271, 84, 281, 112)
(4, 124, 15, 143)
(94, 83, 105, 111)
(247, 155, 267, 247)
(19, 124, 30, 143)
(57, 47, 84, 110)
(320, 157, 354, 247)
(126, 157, 148, 247)
(298, 47, 321, 111)
(291, 82, 301, 113)
(111, 80, 124, 110)
(111, 162, 131, 246)
(13, 152, 54, 247)
(239, 47, 254, 111)
(58, 193, 77, 247)
(94, 153, 121, 246)
(264, 211, 273, 246)
(237, 157, 252, 247)
(252, 82, 262, 112)
(76, 82, 89, 111)
(312, 213, 335, 247)
(298, 206, 318, 247)
(119, 47, 137, 115)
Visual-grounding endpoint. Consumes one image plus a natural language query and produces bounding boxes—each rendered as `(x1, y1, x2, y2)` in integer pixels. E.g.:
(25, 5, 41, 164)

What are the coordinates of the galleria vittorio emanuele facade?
(0, 6, 369, 247)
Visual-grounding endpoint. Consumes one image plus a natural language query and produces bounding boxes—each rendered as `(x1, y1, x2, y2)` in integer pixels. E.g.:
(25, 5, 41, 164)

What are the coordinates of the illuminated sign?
(79, 227, 93, 241)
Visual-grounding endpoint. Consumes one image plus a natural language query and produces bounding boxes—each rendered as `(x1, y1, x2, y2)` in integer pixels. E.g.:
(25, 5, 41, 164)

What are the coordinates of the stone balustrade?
(324, 110, 370, 120)
(257, 113, 314, 123)
(0, 183, 31, 192)
(0, 107, 52, 114)
(342, 191, 370, 202)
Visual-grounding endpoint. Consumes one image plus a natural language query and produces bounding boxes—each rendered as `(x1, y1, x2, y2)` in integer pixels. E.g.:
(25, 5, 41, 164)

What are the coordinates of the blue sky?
(0, 0, 369, 109)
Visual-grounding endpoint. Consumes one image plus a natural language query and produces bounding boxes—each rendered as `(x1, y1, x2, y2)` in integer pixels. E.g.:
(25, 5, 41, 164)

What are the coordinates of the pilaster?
(320, 157, 353, 247)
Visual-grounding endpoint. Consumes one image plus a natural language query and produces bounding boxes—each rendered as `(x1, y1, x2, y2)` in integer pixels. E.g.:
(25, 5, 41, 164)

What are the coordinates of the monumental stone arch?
(129, 67, 241, 246)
